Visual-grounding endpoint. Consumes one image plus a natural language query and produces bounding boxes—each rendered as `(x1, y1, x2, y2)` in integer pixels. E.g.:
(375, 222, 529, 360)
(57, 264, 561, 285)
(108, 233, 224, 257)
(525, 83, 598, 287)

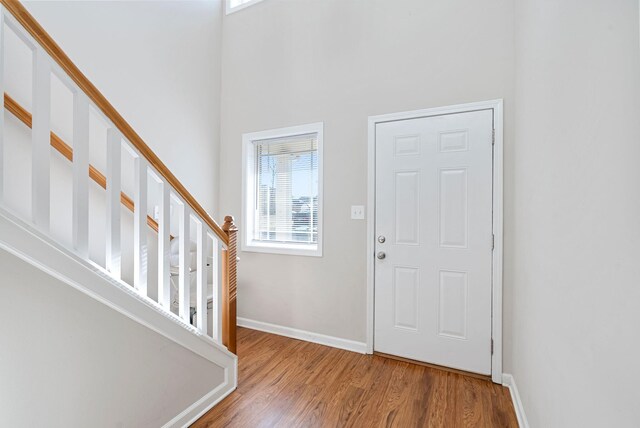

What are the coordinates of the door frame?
(366, 99, 504, 383)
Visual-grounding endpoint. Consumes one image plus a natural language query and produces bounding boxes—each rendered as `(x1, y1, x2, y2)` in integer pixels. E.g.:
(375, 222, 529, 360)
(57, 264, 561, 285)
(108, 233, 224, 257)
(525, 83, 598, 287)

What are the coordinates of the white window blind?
(254, 133, 319, 245)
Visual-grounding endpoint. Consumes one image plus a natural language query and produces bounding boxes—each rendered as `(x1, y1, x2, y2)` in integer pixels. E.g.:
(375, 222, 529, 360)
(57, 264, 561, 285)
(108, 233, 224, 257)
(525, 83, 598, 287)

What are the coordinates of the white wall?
(509, 0, 640, 426)
(0, 249, 225, 427)
(220, 0, 514, 343)
(222, 4, 640, 425)
(23, 0, 223, 217)
(8, 1, 640, 424)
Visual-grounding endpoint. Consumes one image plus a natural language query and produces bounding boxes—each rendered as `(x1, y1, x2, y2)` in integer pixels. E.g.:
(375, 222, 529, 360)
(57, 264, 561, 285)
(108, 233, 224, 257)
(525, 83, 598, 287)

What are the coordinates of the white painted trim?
(0, 206, 238, 425)
(0, 205, 237, 370)
(163, 371, 236, 428)
(366, 116, 376, 354)
(241, 122, 324, 258)
(158, 180, 172, 311)
(32, 47, 52, 232)
(225, 0, 265, 15)
(178, 203, 191, 322)
(238, 317, 367, 354)
(106, 129, 122, 279)
(366, 99, 504, 383)
(72, 92, 90, 258)
(491, 100, 505, 383)
(502, 373, 529, 428)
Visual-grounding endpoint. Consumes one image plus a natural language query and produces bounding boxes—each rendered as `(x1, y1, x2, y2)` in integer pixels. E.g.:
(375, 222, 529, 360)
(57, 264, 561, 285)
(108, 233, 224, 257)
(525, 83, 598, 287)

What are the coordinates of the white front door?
(374, 109, 494, 375)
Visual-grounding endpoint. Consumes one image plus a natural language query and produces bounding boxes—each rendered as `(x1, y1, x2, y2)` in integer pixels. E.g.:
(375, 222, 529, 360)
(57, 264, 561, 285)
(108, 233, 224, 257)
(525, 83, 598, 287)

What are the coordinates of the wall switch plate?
(351, 205, 365, 220)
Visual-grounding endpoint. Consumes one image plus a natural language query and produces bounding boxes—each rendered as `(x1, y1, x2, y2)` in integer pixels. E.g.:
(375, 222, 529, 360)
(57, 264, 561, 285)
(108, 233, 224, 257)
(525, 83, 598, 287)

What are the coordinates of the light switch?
(351, 205, 365, 220)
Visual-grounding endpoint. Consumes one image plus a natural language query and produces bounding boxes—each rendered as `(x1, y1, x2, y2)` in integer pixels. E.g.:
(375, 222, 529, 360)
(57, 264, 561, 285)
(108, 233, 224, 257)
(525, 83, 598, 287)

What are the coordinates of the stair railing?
(0, 0, 237, 354)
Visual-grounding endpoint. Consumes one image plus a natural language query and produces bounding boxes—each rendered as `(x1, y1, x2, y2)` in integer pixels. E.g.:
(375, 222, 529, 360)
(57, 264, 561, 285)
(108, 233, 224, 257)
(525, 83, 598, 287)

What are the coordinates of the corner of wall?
(502, 373, 529, 428)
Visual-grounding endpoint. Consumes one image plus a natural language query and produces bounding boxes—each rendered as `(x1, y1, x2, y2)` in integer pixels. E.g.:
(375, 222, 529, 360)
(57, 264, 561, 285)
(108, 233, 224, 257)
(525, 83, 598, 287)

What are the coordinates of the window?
(225, 0, 264, 15)
(242, 123, 323, 257)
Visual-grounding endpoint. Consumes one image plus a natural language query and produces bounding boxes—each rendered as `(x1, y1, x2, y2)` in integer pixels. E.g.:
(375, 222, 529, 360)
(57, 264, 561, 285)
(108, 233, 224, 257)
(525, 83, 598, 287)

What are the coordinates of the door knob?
(377, 235, 386, 243)
(377, 251, 386, 260)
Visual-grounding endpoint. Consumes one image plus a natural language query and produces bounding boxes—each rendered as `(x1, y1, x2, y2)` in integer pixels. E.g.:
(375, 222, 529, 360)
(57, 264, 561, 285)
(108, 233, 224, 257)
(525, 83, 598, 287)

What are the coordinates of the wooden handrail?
(1, 0, 228, 246)
(4, 93, 161, 233)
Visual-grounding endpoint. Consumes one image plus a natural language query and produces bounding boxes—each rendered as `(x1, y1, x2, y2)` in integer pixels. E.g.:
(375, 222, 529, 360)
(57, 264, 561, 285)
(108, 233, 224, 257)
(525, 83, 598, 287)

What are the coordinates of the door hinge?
(492, 129, 496, 145)
(491, 234, 495, 250)
(491, 339, 494, 355)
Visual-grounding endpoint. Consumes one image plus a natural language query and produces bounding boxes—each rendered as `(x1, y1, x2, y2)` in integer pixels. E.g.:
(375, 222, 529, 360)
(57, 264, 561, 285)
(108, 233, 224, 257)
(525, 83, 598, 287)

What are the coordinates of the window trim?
(241, 122, 324, 257)
(225, 0, 265, 15)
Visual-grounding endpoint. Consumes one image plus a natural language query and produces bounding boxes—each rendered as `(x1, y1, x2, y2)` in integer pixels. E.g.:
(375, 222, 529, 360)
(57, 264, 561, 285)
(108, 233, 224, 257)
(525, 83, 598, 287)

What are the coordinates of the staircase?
(0, 1, 238, 425)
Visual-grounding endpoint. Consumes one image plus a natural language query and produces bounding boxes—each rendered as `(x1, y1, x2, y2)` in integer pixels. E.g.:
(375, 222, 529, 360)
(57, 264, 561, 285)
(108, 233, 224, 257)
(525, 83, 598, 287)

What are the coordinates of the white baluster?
(72, 93, 89, 257)
(211, 238, 221, 342)
(178, 203, 190, 323)
(32, 48, 51, 231)
(134, 156, 148, 295)
(0, 10, 5, 207)
(196, 221, 207, 333)
(157, 182, 171, 310)
(106, 129, 121, 278)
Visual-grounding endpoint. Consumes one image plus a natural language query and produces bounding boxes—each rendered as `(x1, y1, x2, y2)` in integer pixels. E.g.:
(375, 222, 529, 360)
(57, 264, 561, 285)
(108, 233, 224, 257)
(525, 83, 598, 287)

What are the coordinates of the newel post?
(222, 215, 238, 354)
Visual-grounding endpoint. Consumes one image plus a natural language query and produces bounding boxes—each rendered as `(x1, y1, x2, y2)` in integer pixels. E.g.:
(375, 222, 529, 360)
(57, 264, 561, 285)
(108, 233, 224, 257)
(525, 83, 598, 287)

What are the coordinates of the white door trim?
(366, 99, 504, 383)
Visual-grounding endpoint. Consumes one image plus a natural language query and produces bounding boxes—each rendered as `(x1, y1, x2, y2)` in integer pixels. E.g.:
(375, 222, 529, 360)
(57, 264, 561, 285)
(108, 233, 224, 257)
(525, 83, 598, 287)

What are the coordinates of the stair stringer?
(0, 205, 237, 427)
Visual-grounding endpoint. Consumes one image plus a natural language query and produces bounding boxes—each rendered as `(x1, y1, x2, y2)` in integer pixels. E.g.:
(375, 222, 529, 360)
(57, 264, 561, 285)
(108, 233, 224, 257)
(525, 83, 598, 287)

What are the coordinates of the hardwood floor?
(192, 328, 518, 428)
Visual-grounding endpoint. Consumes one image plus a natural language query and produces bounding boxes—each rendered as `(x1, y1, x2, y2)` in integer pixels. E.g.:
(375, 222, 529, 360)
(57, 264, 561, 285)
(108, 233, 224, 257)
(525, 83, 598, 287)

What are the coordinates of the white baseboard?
(502, 373, 529, 428)
(163, 375, 236, 428)
(237, 317, 367, 354)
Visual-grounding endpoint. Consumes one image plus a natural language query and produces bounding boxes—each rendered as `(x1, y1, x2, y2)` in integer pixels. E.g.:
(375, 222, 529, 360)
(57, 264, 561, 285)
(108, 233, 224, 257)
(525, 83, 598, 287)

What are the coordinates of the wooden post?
(222, 216, 238, 354)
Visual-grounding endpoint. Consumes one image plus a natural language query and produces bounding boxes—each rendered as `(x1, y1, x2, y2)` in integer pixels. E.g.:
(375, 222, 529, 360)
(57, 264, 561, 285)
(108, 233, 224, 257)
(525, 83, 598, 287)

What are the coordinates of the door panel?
(395, 171, 420, 245)
(374, 109, 493, 375)
(393, 266, 419, 330)
(439, 168, 468, 248)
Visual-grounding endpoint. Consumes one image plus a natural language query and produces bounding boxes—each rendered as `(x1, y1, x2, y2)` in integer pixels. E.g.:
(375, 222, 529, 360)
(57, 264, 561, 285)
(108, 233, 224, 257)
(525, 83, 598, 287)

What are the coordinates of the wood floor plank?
(371, 362, 412, 427)
(424, 369, 450, 427)
(393, 365, 430, 427)
(211, 339, 310, 426)
(292, 352, 357, 426)
(346, 357, 397, 427)
(461, 375, 485, 427)
(191, 328, 518, 428)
